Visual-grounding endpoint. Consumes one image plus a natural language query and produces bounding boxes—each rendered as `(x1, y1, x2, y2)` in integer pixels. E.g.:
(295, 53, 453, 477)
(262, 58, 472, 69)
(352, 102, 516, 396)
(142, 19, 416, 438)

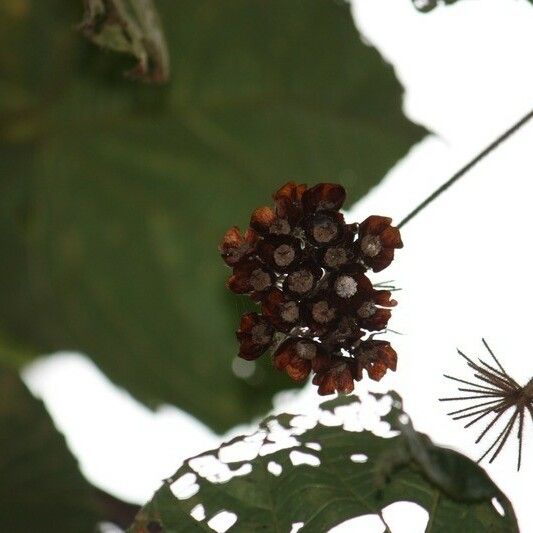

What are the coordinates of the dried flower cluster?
(219, 182, 403, 395)
(441, 340, 533, 471)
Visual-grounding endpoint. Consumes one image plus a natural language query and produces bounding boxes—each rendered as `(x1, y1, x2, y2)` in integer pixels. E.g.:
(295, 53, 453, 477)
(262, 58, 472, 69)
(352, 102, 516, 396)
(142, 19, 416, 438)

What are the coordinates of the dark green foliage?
(0, 0, 425, 431)
(0, 366, 98, 532)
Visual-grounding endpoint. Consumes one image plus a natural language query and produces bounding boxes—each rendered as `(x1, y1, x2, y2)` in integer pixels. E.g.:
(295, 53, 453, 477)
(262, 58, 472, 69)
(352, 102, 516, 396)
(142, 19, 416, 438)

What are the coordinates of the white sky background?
(22, 0, 533, 531)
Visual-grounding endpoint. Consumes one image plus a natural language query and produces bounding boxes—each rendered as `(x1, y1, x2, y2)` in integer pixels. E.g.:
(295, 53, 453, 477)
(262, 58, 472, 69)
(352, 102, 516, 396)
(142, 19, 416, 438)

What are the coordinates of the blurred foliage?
(0, 365, 98, 532)
(0, 0, 425, 431)
(129, 392, 517, 532)
(80, 0, 170, 82)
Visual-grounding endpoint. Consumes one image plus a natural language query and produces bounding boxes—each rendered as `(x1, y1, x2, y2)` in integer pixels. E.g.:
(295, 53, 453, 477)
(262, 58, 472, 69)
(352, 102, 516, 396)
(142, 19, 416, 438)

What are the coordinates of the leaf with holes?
(0, 0, 425, 431)
(129, 392, 518, 533)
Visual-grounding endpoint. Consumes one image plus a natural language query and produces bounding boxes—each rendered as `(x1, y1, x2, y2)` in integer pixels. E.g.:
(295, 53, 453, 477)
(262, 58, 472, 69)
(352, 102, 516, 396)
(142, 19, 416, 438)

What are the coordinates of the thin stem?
(398, 109, 533, 229)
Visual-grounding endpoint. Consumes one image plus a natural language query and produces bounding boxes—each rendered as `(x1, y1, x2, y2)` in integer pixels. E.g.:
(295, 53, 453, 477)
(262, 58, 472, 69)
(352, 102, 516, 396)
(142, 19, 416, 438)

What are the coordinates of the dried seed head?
(334, 275, 358, 298)
(287, 268, 315, 295)
(323, 246, 348, 268)
(312, 300, 336, 324)
(360, 234, 382, 258)
(280, 300, 299, 323)
(249, 268, 272, 292)
(312, 216, 338, 243)
(357, 300, 377, 318)
(222, 182, 402, 396)
(296, 341, 317, 360)
(273, 243, 296, 267)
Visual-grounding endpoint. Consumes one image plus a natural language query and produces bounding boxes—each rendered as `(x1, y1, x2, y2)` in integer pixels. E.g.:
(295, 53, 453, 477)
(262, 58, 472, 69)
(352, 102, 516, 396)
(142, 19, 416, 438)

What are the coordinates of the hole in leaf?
(329, 514, 385, 532)
(290, 415, 317, 430)
(207, 510, 237, 532)
(492, 497, 505, 517)
(290, 522, 304, 533)
(350, 453, 368, 463)
(382, 501, 429, 532)
(219, 440, 260, 462)
(190, 503, 206, 521)
(170, 472, 199, 500)
(190, 454, 252, 483)
(267, 461, 282, 476)
(305, 442, 321, 451)
(289, 450, 320, 467)
(259, 431, 300, 456)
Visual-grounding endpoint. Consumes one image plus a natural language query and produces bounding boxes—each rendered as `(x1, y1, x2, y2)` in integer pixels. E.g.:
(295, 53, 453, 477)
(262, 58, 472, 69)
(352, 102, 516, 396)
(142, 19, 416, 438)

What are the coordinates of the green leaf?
(129, 392, 518, 533)
(0, 366, 99, 532)
(0, 0, 425, 431)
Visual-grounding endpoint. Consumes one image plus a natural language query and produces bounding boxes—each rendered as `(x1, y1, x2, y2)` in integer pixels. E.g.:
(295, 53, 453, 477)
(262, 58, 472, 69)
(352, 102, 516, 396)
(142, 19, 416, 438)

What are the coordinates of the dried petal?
(236, 313, 274, 360)
(302, 183, 346, 212)
(228, 259, 274, 300)
(261, 289, 301, 332)
(219, 226, 258, 266)
(273, 182, 307, 223)
(353, 339, 397, 381)
(356, 216, 403, 272)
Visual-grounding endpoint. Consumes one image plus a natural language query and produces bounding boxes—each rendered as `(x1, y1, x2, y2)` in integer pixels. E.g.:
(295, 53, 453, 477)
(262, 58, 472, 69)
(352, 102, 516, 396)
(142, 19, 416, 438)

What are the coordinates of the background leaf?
(0, 0, 425, 431)
(0, 365, 98, 532)
(129, 392, 518, 533)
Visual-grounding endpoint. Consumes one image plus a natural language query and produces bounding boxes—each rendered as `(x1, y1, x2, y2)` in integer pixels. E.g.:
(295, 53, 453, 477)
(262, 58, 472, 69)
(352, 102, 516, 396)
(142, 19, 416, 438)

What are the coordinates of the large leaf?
(0, 365, 98, 532)
(129, 392, 517, 532)
(0, 0, 425, 430)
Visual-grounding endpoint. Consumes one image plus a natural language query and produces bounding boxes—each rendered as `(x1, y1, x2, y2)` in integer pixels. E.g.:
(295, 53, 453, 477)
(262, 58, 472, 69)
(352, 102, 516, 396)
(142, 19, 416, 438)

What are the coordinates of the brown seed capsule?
(228, 259, 273, 300)
(306, 211, 344, 246)
(322, 246, 350, 269)
(356, 215, 403, 272)
(261, 288, 301, 332)
(259, 235, 301, 272)
(273, 337, 327, 382)
(236, 313, 274, 360)
(312, 357, 355, 395)
(352, 289, 397, 331)
(283, 261, 322, 298)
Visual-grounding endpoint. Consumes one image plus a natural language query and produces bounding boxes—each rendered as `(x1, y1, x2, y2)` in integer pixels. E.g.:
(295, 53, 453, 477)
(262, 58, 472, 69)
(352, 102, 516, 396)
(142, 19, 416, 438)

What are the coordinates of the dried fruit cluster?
(220, 182, 403, 395)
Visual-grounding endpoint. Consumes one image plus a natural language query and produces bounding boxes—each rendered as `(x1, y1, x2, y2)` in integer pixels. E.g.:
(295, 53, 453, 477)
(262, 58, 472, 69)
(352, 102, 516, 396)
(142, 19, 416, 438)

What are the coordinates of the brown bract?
(219, 226, 258, 266)
(220, 182, 403, 395)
